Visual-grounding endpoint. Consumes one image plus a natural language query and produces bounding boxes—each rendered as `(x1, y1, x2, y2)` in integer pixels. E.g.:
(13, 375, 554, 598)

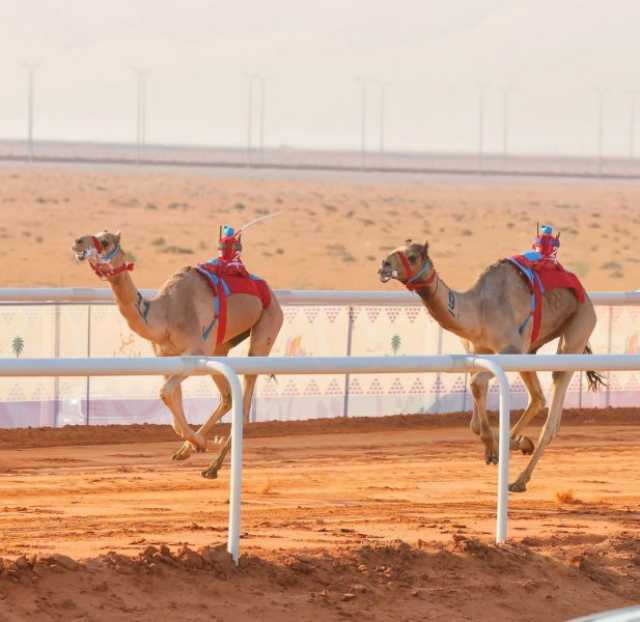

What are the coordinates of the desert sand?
(1, 164, 639, 621)
(0, 413, 639, 621)
(0, 164, 638, 291)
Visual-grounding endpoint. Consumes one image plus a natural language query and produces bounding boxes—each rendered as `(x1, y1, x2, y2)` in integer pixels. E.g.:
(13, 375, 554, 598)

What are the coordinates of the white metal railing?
(0, 287, 638, 306)
(1, 353, 639, 564)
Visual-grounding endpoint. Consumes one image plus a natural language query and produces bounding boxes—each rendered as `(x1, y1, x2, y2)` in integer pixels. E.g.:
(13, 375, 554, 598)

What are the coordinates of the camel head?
(378, 239, 432, 286)
(72, 230, 132, 279)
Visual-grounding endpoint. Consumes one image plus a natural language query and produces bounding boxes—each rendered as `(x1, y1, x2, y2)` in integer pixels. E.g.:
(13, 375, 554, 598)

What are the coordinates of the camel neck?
(108, 270, 152, 338)
(415, 273, 476, 340)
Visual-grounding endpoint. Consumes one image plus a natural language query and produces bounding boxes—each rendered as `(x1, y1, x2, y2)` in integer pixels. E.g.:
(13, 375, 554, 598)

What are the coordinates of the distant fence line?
(2, 139, 640, 179)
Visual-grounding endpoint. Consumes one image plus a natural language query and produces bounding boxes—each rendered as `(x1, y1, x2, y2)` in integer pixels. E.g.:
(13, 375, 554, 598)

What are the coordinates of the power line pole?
(133, 68, 150, 165)
(246, 75, 254, 166)
(357, 77, 367, 170)
(23, 63, 38, 162)
(378, 81, 388, 158)
(596, 89, 604, 176)
(477, 86, 485, 173)
(245, 73, 263, 167)
(630, 93, 636, 160)
(501, 86, 509, 162)
(259, 75, 266, 162)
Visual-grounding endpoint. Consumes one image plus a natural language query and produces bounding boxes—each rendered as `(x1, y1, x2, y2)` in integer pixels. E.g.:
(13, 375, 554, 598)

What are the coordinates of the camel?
(72, 230, 283, 479)
(378, 240, 604, 492)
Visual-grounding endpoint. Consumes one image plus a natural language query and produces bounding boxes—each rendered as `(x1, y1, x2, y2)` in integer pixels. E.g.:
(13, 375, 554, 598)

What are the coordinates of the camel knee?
(470, 373, 490, 400)
(552, 370, 570, 383)
(160, 382, 178, 405)
(529, 391, 546, 413)
(220, 391, 232, 410)
(470, 405, 482, 435)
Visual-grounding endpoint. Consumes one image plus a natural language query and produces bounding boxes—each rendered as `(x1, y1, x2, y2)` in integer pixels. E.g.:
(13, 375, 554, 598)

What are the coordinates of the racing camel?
(72, 228, 283, 479)
(378, 234, 604, 492)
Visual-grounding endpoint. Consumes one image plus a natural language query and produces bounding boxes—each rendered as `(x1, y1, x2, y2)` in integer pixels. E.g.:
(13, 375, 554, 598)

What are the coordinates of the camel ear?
(423, 241, 429, 254)
(115, 231, 121, 245)
(405, 238, 412, 246)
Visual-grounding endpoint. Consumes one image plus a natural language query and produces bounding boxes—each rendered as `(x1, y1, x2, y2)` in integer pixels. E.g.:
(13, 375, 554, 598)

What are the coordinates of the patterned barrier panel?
(0, 300, 638, 428)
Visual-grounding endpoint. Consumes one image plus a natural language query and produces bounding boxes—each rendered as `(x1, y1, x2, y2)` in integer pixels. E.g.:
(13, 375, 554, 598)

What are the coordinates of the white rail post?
(469, 356, 512, 544)
(203, 359, 244, 565)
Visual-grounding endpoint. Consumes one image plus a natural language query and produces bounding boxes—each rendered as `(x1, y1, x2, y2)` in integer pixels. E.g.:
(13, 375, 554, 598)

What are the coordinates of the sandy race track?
(0, 412, 639, 622)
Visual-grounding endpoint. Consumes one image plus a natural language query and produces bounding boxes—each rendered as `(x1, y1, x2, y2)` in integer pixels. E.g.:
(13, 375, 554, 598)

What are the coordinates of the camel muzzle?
(378, 262, 397, 283)
(72, 247, 94, 262)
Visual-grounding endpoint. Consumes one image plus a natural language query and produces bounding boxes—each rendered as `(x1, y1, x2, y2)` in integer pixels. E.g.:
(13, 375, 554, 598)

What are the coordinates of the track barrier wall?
(0, 289, 638, 428)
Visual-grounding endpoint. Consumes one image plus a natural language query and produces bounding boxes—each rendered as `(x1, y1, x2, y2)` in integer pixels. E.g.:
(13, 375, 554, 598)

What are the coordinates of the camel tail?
(584, 343, 607, 392)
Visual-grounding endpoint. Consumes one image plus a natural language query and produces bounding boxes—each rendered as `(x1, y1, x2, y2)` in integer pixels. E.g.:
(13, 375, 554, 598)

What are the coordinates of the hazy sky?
(2, 0, 640, 155)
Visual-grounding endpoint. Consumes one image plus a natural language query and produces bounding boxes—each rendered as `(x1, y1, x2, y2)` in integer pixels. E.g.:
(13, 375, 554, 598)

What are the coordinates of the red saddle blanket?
(507, 256, 586, 344)
(195, 261, 272, 344)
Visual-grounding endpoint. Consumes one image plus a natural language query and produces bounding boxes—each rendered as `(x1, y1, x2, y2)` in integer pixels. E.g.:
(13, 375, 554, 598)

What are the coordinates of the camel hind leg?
(509, 371, 545, 455)
(201, 297, 283, 479)
(509, 303, 597, 492)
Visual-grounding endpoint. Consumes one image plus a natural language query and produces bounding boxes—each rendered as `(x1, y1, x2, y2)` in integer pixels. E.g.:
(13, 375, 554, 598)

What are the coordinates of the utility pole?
(133, 68, 150, 165)
(259, 75, 266, 162)
(23, 63, 38, 162)
(378, 81, 388, 159)
(357, 77, 367, 170)
(246, 75, 254, 166)
(477, 86, 485, 173)
(630, 93, 636, 160)
(501, 86, 509, 163)
(596, 89, 604, 176)
(245, 73, 264, 166)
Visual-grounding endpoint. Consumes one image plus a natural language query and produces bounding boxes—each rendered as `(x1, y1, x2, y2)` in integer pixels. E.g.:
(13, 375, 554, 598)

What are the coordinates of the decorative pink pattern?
(348, 378, 364, 395)
(303, 307, 320, 323)
(325, 379, 343, 396)
(324, 307, 341, 323)
(367, 378, 385, 396)
(283, 308, 298, 324)
(409, 378, 426, 395)
(385, 307, 401, 323)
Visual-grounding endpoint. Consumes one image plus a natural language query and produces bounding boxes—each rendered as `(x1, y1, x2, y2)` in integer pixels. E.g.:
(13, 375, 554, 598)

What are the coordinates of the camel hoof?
(201, 466, 218, 480)
(172, 441, 195, 461)
(485, 453, 498, 465)
(509, 481, 527, 493)
(519, 436, 535, 455)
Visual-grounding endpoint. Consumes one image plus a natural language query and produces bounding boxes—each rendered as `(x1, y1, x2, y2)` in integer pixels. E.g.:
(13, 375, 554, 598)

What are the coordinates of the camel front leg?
(160, 374, 205, 451)
(470, 371, 499, 464)
(171, 342, 233, 461)
(172, 374, 232, 461)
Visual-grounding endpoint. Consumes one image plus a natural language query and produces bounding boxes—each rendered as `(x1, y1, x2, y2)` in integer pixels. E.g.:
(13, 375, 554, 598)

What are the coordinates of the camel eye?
(408, 255, 417, 264)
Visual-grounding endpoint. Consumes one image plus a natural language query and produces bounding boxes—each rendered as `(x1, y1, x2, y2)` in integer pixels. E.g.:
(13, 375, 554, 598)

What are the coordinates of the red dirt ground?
(0, 411, 639, 621)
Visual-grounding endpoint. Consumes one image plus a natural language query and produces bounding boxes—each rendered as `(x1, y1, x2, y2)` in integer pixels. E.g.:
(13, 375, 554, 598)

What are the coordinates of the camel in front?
(72, 230, 283, 479)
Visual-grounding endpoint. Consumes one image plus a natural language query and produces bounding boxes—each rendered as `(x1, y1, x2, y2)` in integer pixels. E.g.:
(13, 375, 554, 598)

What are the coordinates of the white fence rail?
(0, 288, 639, 306)
(0, 288, 639, 428)
(1, 353, 639, 564)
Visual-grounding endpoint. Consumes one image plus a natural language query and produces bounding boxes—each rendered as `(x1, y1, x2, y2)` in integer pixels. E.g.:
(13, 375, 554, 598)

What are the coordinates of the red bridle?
(88, 236, 134, 280)
(397, 252, 438, 292)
